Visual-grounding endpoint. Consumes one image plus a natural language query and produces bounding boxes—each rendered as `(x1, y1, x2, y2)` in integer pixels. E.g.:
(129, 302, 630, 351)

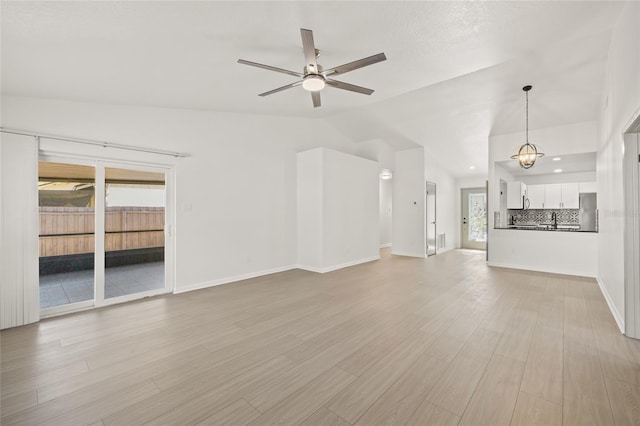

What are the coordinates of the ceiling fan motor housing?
(304, 63, 323, 76)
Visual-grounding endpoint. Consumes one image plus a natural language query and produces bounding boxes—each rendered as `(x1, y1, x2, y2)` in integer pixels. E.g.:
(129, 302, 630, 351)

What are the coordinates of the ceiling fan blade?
(258, 81, 302, 97)
(300, 29, 318, 71)
(323, 53, 387, 77)
(311, 91, 321, 108)
(238, 59, 302, 78)
(325, 79, 374, 95)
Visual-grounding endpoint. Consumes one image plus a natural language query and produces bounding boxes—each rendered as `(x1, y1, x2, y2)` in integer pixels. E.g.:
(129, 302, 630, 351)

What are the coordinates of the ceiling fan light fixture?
(302, 75, 325, 92)
(511, 85, 544, 169)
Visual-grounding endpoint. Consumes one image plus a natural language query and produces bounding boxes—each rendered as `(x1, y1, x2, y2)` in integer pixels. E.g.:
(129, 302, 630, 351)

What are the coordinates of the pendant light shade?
(511, 85, 544, 169)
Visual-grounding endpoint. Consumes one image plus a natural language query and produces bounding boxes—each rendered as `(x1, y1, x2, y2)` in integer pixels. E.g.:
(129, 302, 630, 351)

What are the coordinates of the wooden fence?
(39, 206, 164, 257)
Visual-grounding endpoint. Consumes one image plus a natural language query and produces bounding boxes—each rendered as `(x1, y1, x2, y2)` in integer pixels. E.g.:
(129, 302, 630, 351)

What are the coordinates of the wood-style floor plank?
(326, 330, 438, 423)
(1, 248, 638, 425)
(299, 407, 351, 426)
(458, 354, 526, 425)
(510, 391, 562, 426)
(195, 398, 260, 426)
(247, 367, 356, 426)
(405, 401, 460, 426)
(520, 324, 563, 405)
(353, 353, 447, 425)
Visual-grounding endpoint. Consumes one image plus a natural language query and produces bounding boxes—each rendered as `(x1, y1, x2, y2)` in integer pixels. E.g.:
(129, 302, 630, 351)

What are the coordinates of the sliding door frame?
(97, 160, 174, 308)
(39, 153, 175, 317)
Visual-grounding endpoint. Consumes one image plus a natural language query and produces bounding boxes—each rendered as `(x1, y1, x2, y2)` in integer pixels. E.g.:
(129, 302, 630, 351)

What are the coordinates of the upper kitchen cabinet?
(544, 184, 562, 208)
(561, 183, 580, 208)
(541, 183, 580, 209)
(507, 181, 527, 209)
(527, 184, 545, 209)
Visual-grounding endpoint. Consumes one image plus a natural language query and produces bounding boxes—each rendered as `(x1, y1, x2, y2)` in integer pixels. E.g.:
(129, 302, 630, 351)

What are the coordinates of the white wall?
(490, 162, 516, 229)
(296, 149, 324, 269)
(392, 147, 425, 257)
(355, 139, 395, 247)
(597, 1, 640, 332)
(322, 148, 380, 270)
(519, 171, 596, 186)
(1, 95, 358, 293)
(297, 148, 379, 272)
(425, 152, 458, 253)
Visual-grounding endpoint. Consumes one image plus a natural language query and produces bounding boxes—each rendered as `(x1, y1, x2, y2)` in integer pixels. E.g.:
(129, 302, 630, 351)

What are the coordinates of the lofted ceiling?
(1, 1, 625, 178)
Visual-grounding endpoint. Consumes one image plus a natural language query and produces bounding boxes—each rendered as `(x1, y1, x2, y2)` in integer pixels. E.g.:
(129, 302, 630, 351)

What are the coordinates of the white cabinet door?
(544, 184, 562, 209)
(580, 182, 597, 193)
(507, 181, 526, 209)
(527, 184, 545, 209)
(561, 183, 580, 208)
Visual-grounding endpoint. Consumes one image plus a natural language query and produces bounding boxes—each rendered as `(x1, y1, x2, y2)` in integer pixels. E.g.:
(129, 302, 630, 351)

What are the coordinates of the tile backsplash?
(506, 208, 579, 225)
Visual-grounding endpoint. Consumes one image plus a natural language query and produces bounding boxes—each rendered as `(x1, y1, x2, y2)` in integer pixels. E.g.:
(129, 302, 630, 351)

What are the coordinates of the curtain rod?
(0, 127, 190, 158)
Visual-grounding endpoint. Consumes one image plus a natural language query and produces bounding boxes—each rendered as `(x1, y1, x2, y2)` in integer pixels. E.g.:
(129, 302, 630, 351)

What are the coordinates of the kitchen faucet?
(551, 212, 558, 230)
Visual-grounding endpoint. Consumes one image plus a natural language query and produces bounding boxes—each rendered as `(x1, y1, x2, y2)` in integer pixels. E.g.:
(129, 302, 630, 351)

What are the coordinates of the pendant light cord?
(525, 89, 529, 143)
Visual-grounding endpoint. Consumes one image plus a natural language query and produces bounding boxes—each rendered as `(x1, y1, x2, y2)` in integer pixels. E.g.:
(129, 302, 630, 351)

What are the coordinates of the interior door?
(426, 182, 436, 256)
(462, 187, 487, 250)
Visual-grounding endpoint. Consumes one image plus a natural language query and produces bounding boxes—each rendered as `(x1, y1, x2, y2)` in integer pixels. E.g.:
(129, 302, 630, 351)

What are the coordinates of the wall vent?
(437, 233, 446, 249)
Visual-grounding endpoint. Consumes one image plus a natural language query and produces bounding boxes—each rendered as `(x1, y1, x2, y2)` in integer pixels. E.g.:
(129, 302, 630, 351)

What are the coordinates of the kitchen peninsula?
(487, 121, 599, 278)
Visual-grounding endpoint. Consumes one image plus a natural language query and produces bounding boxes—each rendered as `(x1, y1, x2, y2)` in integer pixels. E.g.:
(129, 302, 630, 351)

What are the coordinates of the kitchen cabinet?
(561, 183, 580, 208)
(507, 181, 527, 209)
(543, 183, 579, 209)
(544, 184, 562, 208)
(527, 185, 545, 209)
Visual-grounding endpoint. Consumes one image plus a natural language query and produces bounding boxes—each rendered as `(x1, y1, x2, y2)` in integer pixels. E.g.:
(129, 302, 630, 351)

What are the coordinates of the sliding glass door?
(39, 158, 172, 315)
(104, 166, 166, 300)
(38, 161, 96, 310)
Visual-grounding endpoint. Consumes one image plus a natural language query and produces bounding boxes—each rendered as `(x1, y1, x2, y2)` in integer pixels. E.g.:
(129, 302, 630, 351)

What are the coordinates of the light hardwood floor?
(2, 249, 639, 425)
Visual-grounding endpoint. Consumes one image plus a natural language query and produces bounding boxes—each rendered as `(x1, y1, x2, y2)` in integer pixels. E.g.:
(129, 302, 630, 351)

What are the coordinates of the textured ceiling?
(1, 1, 625, 178)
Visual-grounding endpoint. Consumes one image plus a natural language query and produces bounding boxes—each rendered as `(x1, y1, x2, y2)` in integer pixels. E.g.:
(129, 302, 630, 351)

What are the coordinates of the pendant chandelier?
(511, 85, 544, 169)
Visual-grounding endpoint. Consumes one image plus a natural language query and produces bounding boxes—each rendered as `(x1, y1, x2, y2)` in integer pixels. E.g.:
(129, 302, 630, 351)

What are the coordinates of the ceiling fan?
(238, 28, 387, 108)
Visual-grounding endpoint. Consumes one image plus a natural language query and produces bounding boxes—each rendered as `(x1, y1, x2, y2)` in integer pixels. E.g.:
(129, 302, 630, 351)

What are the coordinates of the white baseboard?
(174, 264, 297, 294)
(436, 246, 454, 255)
(379, 243, 392, 248)
(596, 277, 625, 334)
(174, 255, 382, 293)
(391, 250, 425, 258)
(297, 255, 380, 274)
(487, 261, 596, 278)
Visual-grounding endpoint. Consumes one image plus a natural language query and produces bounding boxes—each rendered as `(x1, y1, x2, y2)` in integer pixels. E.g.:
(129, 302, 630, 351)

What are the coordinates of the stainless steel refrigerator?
(579, 192, 598, 231)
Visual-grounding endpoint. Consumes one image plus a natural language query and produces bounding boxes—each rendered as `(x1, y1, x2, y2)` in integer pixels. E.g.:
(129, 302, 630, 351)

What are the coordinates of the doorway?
(38, 158, 173, 316)
(461, 187, 487, 250)
(426, 182, 436, 256)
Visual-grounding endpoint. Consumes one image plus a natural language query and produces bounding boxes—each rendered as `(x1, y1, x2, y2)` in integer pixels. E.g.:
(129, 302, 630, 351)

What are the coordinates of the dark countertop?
(494, 225, 597, 233)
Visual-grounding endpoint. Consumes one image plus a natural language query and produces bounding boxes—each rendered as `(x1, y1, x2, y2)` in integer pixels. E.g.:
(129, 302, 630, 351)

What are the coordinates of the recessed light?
(469, 166, 475, 170)
(552, 157, 562, 161)
(554, 169, 563, 173)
